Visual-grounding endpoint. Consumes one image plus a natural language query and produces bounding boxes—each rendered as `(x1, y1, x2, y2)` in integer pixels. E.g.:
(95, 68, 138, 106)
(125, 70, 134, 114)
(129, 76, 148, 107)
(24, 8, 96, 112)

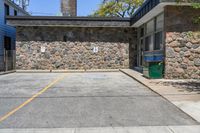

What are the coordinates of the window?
(156, 13, 164, 30)
(140, 39, 144, 66)
(137, 13, 164, 67)
(154, 32, 163, 50)
(140, 27, 144, 37)
(146, 19, 154, 34)
(4, 36, 12, 50)
(4, 4, 9, 23)
(145, 35, 153, 51)
(4, 4, 9, 16)
(14, 10, 18, 16)
(145, 37, 149, 51)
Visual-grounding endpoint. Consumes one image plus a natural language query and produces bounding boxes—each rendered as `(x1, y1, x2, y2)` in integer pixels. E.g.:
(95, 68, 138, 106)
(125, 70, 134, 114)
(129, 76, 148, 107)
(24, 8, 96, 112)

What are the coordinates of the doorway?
(4, 36, 15, 71)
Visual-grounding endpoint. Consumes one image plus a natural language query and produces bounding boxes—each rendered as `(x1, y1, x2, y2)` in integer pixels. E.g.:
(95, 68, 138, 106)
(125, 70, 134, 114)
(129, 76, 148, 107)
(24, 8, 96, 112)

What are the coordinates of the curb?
(119, 69, 150, 89)
(0, 70, 16, 75)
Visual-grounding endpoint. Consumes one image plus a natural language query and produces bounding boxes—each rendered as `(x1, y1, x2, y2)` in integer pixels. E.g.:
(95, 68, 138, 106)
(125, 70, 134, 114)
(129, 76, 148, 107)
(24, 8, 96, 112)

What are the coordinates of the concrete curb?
(0, 70, 16, 75)
(16, 69, 120, 73)
(119, 69, 153, 91)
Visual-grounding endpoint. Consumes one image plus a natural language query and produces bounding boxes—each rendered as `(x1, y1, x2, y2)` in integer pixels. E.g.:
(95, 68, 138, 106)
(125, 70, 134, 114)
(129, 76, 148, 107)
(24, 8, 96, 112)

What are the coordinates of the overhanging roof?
(6, 16, 131, 27)
(131, 0, 200, 27)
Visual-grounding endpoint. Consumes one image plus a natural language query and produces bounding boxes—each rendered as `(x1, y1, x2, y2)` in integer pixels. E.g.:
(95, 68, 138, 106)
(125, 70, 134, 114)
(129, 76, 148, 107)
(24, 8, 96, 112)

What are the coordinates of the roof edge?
(130, 0, 198, 25)
(5, 0, 30, 16)
(6, 16, 130, 22)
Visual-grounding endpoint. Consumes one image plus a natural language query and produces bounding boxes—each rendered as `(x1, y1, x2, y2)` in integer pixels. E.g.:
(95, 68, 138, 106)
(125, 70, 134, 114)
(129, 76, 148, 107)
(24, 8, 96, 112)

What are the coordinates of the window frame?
(143, 12, 164, 51)
(137, 12, 164, 67)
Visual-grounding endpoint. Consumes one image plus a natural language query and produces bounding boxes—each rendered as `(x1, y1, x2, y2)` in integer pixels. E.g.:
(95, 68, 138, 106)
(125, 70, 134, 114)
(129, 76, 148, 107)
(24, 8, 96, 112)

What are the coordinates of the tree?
(92, 0, 144, 17)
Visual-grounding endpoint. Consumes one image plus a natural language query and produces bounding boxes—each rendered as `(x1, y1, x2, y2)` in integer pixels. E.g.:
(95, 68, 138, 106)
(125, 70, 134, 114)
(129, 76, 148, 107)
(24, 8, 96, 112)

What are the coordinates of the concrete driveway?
(0, 72, 198, 129)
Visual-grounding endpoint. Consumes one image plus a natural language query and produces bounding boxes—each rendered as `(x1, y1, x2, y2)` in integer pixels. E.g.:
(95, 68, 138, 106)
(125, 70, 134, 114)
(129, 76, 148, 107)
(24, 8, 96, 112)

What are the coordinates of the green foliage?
(193, 16, 200, 24)
(176, 0, 200, 8)
(186, 31, 193, 37)
(92, 0, 144, 17)
(192, 3, 200, 9)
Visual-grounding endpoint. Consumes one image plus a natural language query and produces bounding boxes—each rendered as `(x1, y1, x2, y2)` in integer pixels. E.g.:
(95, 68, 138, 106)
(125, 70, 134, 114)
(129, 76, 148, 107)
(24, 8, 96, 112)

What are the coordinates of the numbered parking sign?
(93, 47, 98, 53)
(41, 46, 46, 53)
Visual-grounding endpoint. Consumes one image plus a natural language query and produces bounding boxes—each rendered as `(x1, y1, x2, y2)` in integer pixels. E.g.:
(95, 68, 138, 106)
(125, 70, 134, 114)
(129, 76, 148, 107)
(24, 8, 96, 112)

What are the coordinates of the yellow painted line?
(0, 74, 66, 123)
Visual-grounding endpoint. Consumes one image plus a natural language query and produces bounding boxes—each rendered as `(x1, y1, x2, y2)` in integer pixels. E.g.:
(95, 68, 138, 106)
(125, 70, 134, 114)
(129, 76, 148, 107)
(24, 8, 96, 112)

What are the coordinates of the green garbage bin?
(143, 50, 164, 79)
(149, 62, 163, 79)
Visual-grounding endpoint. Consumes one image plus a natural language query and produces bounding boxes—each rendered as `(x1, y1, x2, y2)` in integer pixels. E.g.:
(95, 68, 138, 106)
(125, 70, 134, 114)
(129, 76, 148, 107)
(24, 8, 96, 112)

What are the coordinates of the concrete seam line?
(168, 126, 176, 133)
(16, 69, 120, 73)
(0, 74, 66, 123)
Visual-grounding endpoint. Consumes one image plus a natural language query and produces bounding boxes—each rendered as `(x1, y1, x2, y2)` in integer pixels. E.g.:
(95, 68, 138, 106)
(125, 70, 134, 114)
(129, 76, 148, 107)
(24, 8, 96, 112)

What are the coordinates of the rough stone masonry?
(164, 6, 200, 79)
(16, 27, 136, 70)
(165, 32, 200, 79)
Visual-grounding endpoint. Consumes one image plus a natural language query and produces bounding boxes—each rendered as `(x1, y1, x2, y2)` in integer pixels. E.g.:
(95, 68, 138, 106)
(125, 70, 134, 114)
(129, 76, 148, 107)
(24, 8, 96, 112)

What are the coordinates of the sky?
(27, 0, 102, 16)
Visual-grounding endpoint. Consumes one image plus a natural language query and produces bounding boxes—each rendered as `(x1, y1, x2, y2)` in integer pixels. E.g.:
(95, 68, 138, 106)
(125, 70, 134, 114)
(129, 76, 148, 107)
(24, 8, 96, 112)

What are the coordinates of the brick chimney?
(61, 0, 77, 16)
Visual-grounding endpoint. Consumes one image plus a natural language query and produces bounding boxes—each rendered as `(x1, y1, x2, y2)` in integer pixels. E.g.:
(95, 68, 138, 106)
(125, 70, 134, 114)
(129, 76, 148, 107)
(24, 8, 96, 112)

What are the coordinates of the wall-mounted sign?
(93, 47, 98, 53)
(41, 46, 46, 53)
(144, 50, 164, 62)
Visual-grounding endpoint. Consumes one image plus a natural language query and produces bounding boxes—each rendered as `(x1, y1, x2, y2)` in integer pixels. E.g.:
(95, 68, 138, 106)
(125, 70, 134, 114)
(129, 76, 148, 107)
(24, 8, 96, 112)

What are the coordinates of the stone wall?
(164, 6, 200, 79)
(165, 32, 200, 79)
(16, 27, 136, 70)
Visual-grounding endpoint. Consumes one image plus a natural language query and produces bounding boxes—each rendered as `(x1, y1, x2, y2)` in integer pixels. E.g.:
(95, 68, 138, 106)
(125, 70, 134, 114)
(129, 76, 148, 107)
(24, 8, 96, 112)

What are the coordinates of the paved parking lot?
(0, 72, 198, 128)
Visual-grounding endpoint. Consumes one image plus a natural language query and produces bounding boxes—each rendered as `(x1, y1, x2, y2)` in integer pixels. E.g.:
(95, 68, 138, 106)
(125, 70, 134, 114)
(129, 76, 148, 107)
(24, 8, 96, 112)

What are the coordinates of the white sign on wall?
(93, 47, 98, 53)
(41, 46, 46, 53)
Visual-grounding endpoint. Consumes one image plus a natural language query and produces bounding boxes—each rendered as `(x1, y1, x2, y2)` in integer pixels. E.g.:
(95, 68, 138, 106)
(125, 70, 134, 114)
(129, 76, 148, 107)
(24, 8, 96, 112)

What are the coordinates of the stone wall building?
(130, 0, 200, 79)
(16, 26, 135, 70)
(6, 0, 200, 79)
(7, 17, 136, 70)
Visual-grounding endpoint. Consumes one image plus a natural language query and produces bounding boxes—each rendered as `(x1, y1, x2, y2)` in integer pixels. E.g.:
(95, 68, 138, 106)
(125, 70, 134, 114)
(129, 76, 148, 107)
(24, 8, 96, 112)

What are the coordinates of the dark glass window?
(4, 36, 12, 50)
(4, 4, 9, 16)
(154, 32, 163, 50)
(14, 10, 18, 16)
(152, 0, 155, 7)
(140, 39, 144, 66)
(4, 4, 9, 23)
(140, 28, 144, 37)
(145, 36, 151, 51)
